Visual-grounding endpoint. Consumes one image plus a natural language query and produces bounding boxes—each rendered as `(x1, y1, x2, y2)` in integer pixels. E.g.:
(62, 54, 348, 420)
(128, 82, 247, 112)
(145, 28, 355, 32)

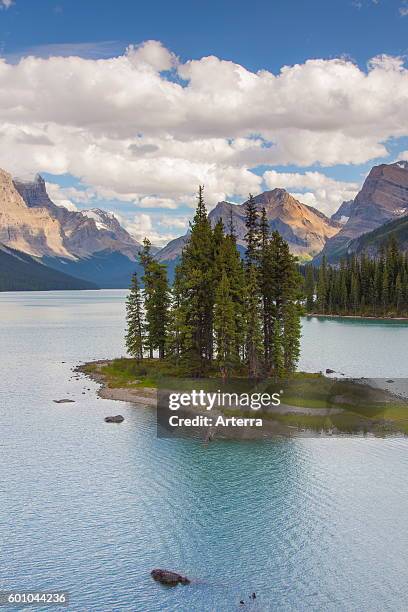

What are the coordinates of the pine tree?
(258, 207, 273, 368)
(305, 266, 315, 312)
(382, 262, 389, 314)
(125, 272, 144, 360)
(140, 238, 170, 359)
(282, 300, 301, 374)
(317, 256, 328, 313)
(244, 194, 260, 266)
(214, 227, 246, 361)
(274, 235, 302, 375)
(243, 194, 263, 377)
(244, 263, 263, 378)
(310, 239, 408, 317)
(172, 186, 215, 373)
(271, 318, 284, 378)
(396, 273, 403, 314)
(214, 270, 236, 381)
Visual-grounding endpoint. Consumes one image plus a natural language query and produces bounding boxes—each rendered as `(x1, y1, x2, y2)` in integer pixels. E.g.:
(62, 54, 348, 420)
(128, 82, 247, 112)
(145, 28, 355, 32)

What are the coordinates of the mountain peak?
(158, 188, 340, 263)
(392, 160, 408, 170)
(81, 209, 121, 232)
(315, 160, 408, 263)
(0, 167, 142, 261)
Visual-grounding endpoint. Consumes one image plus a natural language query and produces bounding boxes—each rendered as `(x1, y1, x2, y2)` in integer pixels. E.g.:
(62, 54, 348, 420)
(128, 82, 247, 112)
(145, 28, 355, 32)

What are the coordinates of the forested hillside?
(0, 245, 98, 291)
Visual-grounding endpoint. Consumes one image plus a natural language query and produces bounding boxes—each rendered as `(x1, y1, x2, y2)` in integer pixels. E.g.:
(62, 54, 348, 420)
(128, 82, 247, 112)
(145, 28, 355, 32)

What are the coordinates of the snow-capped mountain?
(0, 170, 144, 287)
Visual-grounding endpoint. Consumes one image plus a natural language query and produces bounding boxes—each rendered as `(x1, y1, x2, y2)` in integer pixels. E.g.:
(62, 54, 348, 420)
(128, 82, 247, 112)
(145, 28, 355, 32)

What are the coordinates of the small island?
(80, 358, 408, 437)
(80, 188, 408, 438)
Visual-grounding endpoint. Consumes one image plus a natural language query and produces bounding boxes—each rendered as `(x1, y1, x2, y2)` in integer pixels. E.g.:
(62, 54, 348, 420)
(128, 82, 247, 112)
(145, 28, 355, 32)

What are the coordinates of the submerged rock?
(150, 569, 190, 586)
(104, 415, 124, 423)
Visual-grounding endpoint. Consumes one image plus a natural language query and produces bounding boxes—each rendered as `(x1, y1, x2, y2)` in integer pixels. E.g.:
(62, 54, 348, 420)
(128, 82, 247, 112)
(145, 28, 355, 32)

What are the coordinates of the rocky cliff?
(0, 169, 71, 258)
(315, 161, 408, 262)
(13, 175, 142, 260)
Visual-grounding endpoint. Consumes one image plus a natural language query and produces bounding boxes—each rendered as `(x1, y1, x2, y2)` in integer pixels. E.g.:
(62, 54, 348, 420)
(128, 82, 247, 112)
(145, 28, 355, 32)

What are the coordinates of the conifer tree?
(258, 207, 273, 368)
(245, 263, 263, 378)
(125, 272, 144, 360)
(244, 194, 260, 266)
(270, 232, 302, 375)
(243, 195, 263, 377)
(317, 255, 328, 313)
(140, 238, 170, 359)
(214, 270, 236, 381)
(310, 238, 408, 317)
(305, 266, 315, 312)
(282, 301, 301, 374)
(214, 225, 246, 360)
(173, 186, 214, 373)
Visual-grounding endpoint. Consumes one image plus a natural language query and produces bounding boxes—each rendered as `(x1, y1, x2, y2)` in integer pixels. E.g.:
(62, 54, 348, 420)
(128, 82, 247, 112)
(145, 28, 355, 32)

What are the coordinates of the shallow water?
(1, 290, 408, 611)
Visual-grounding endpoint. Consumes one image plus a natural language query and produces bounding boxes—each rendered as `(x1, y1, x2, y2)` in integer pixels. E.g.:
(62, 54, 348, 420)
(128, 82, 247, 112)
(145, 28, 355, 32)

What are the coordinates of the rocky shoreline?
(77, 360, 408, 439)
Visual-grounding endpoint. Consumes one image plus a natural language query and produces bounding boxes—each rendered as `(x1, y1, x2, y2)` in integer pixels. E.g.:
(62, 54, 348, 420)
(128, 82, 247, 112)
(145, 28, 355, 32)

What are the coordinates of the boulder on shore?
(150, 569, 190, 586)
(104, 415, 124, 423)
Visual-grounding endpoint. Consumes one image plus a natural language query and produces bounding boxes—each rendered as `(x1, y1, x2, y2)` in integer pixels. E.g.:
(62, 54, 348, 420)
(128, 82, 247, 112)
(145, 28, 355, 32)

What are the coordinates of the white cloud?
(1, 42, 408, 216)
(121, 212, 181, 246)
(126, 40, 178, 72)
(0, 0, 13, 9)
(45, 182, 96, 211)
(400, 2, 408, 16)
(264, 170, 359, 215)
(157, 215, 189, 230)
(45, 182, 78, 211)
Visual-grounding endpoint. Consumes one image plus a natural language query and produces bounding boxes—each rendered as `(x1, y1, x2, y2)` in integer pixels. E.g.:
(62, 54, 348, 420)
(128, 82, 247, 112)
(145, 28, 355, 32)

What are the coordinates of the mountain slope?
(0, 244, 97, 291)
(43, 250, 145, 290)
(13, 175, 142, 260)
(331, 199, 356, 224)
(156, 189, 340, 264)
(343, 214, 408, 258)
(0, 170, 146, 288)
(315, 161, 408, 263)
(0, 169, 71, 258)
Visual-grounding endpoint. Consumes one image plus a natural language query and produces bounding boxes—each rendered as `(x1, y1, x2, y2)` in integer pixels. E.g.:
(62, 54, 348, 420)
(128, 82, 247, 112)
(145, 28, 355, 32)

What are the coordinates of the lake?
(1, 290, 408, 611)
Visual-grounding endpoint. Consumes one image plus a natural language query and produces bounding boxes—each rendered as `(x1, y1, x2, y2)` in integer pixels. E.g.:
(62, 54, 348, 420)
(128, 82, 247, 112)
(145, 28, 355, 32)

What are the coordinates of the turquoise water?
(1, 290, 408, 611)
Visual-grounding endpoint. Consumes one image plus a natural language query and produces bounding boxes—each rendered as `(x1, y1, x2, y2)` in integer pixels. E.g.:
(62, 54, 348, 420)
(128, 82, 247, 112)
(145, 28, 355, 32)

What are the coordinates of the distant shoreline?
(305, 313, 408, 321)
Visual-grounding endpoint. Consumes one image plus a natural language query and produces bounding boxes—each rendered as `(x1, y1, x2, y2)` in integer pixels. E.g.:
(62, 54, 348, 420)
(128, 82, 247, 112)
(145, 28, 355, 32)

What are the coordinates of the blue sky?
(1, 0, 408, 243)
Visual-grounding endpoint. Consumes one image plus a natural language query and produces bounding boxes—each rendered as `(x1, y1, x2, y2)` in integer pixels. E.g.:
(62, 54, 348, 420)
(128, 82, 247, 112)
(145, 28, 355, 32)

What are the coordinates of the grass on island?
(82, 357, 408, 435)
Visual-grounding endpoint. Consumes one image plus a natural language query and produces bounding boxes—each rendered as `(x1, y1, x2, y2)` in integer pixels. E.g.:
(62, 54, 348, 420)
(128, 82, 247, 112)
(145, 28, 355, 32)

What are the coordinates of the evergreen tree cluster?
(305, 238, 408, 317)
(126, 187, 303, 379)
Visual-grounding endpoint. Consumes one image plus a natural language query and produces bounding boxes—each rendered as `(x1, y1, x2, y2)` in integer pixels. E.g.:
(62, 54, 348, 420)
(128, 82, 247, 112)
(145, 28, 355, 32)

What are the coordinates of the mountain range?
(314, 161, 408, 263)
(0, 160, 408, 290)
(156, 189, 341, 265)
(0, 169, 145, 288)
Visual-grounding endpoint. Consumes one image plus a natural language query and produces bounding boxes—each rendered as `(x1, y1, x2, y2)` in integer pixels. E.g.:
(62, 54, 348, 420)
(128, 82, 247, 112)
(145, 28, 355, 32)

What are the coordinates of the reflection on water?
(1, 291, 408, 611)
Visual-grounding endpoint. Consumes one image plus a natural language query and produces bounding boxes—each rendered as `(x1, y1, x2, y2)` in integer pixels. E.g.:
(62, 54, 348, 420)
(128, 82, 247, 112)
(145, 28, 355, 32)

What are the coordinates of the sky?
(1, 0, 408, 245)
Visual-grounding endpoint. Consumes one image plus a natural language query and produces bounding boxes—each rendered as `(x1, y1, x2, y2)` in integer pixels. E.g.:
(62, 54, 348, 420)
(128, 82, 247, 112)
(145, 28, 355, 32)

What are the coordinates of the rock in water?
(326, 368, 335, 374)
(104, 415, 124, 423)
(150, 569, 190, 586)
(53, 399, 75, 403)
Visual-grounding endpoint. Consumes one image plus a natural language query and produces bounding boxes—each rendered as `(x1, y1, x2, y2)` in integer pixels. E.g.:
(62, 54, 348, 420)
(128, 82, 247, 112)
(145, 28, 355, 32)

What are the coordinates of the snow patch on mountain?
(81, 209, 117, 231)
